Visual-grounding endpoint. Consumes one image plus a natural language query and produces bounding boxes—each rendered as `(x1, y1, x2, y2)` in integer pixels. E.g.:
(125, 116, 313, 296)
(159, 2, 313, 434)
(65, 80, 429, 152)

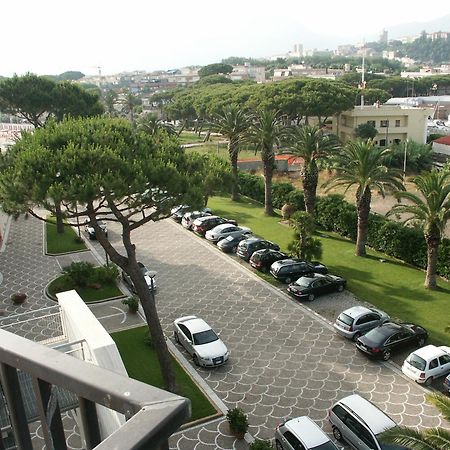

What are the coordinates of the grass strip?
(46, 217, 86, 254)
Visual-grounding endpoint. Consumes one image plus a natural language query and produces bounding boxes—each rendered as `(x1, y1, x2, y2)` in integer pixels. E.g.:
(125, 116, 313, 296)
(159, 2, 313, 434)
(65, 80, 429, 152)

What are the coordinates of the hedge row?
(238, 172, 450, 279)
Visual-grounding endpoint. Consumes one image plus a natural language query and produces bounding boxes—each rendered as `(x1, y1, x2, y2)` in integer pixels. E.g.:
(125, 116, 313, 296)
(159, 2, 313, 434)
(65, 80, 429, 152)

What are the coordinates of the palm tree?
(387, 169, 450, 289)
(121, 90, 141, 124)
(104, 90, 118, 116)
(380, 393, 450, 450)
(137, 113, 176, 137)
(212, 105, 251, 201)
(288, 125, 339, 216)
(246, 110, 286, 215)
(324, 139, 404, 256)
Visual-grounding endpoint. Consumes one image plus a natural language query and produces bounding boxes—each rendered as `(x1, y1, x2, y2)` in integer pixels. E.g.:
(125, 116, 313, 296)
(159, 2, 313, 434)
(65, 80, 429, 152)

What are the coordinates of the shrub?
(272, 182, 295, 209)
(238, 172, 264, 203)
(122, 296, 139, 313)
(287, 189, 305, 211)
(62, 261, 94, 287)
(95, 265, 119, 284)
(249, 440, 273, 450)
(226, 407, 248, 437)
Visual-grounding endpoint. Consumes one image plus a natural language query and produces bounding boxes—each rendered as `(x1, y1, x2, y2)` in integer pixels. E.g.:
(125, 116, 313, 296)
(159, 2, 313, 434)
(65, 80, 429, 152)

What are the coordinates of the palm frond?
(379, 426, 438, 450)
(426, 393, 450, 421)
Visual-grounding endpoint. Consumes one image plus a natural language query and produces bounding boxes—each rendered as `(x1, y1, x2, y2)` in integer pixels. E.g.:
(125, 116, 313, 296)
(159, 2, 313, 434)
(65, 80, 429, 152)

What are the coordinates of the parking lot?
(93, 218, 449, 448)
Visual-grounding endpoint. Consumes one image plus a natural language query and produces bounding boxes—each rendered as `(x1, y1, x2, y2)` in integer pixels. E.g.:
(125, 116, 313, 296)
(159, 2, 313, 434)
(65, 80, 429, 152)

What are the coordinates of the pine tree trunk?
(263, 151, 274, 216)
(55, 202, 65, 234)
(229, 141, 239, 201)
(302, 164, 318, 217)
(356, 187, 371, 256)
(424, 235, 439, 289)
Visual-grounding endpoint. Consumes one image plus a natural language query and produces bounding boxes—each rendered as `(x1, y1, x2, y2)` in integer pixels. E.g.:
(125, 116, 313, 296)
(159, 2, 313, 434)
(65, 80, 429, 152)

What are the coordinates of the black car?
(172, 206, 211, 223)
(249, 249, 288, 272)
(192, 215, 237, 237)
(217, 234, 250, 253)
(236, 237, 280, 261)
(270, 259, 328, 283)
(287, 273, 346, 301)
(122, 262, 157, 292)
(356, 322, 428, 361)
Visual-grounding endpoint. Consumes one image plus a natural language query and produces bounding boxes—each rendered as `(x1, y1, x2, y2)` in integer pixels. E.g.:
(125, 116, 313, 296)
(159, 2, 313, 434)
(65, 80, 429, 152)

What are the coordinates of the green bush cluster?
(237, 172, 450, 279)
(62, 262, 119, 286)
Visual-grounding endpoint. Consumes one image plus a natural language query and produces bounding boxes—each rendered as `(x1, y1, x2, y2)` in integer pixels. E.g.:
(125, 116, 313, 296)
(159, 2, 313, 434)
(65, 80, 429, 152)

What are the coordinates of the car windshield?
(225, 236, 235, 242)
(193, 330, 219, 345)
(294, 278, 312, 287)
(337, 313, 354, 326)
(313, 442, 338, 450)
(408, 354, 427, 371)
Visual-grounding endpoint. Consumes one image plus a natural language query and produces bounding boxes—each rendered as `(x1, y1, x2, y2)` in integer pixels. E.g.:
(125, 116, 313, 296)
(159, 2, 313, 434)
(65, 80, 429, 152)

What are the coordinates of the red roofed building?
(432, 135, 450, 167)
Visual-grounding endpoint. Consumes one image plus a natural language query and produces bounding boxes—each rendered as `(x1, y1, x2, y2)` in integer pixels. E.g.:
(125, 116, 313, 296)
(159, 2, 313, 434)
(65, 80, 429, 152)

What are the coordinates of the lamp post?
(403, 139, 408, 181)
(148, 270, 157, 304)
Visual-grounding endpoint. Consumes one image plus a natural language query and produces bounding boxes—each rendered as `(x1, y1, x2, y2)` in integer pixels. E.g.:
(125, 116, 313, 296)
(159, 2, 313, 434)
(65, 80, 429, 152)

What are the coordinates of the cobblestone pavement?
(116, 219, 449, 449)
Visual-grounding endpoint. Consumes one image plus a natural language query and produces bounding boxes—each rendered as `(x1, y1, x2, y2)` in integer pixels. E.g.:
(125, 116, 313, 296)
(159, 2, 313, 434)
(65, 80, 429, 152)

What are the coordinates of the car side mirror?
(187, 339, 192, 344)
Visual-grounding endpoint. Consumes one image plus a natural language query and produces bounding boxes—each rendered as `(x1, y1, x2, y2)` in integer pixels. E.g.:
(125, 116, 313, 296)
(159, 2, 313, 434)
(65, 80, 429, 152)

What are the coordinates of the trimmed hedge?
(238, 172, 450, 279)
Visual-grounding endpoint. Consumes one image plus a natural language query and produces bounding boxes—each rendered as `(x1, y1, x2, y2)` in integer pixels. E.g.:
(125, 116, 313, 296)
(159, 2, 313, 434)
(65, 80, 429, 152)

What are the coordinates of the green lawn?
(185, 143, 258, 161)
(46, 218, 86, 254)
(111, 327, 217, 423)
(47, 274, 123, 302)
(208, 195, 450, 345)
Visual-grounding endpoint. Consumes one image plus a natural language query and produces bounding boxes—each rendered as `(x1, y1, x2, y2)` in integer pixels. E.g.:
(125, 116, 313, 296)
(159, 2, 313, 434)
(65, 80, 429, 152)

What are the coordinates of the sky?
(2, 0, 450, 77)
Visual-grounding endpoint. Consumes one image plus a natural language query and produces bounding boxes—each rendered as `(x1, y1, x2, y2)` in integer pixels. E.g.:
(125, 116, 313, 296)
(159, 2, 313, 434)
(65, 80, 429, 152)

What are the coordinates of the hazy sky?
(2, 0, 450, 76)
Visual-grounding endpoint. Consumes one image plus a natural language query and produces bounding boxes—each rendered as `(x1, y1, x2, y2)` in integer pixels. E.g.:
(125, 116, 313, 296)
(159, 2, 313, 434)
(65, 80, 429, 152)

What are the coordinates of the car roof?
(409, 345, 450, 360)
(341, 305, 372, 318)
(196, 215, 220, 222)
(285, 416, 329, 447)
(175, 316, 211, 334)
(337, 395, 396, 435)
(211, 223, 234, 231)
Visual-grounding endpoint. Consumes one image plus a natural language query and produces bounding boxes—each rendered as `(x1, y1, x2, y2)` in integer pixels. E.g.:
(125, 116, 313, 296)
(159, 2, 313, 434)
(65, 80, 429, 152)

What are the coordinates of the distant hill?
(387, 14, 450, 40)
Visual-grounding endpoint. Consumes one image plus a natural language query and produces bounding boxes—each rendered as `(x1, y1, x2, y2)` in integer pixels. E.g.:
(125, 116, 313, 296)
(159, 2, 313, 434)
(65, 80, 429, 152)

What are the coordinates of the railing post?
(32, 377, 67, 450)
(0, 363, 33, 450)
(78, 397, 101, 449)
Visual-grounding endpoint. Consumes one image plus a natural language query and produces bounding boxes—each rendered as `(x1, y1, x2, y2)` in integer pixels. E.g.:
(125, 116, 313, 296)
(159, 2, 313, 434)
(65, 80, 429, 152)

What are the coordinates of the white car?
(402, 345, 450, 385)
(205, 224, 251, 243)
(122, 262, 156, 292)
(181, 211, 211, 230)
(84, 217, 108, 240)
(173, 316, 229, 367)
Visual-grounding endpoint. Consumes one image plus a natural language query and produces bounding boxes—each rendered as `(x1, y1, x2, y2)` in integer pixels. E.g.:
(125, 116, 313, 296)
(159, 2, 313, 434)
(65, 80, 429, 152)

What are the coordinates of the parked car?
(172, 206, 212, 223)
(270, 259, 328, 284)
(402, 344, 450, 385)
(205, 224, 251, 243)
(236, 237, 280, 261)
(193, 216, 238, 237)
(122, 262, 156, 292)
(181, 210, 211, 230)
(217, 234, 252, 253)
(249, 249, 288, 272)
(173, 315, 229, 367)
(444, 373, 450, 393)
(334, 306, 390, 340)
(329, 394, 406, 450)
(287, 273, 346, 301)
(84, 217, 108, 240)
(356, 322, 428, 361)
(275, 416, 338, 450)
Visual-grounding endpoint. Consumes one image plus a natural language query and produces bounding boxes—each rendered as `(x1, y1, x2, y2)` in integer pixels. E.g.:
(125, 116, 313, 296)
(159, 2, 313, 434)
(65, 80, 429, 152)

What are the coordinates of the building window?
(380, 120, 389, 128)
(379, 139, 387, 146)
(393, 139, 401, 144)
(367, 120, 376, 127)
(395, 120, 401, 127)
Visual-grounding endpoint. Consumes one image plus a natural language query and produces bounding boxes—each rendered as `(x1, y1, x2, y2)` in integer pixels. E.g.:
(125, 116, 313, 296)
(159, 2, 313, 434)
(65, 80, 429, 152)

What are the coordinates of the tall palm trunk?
(424, 235, 439, 289)
(229, 140, 239, 201)
(356, 186, 371, 256)
(302, 163, 318, 217)
(263, 151, 274, 215)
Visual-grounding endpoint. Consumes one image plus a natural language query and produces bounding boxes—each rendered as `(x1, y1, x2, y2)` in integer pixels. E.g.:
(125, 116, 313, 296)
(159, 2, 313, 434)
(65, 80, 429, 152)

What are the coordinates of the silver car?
(205, 224, 251, 243)
(275, 416, 338, 450)
(173, 316, 229, 367)
(333, 306, 389, 340)
(329, 394, 404, 450)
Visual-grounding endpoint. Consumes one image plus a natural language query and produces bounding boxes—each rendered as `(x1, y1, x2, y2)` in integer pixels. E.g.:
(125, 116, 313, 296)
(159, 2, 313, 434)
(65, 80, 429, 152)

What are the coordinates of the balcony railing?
(0, 329, 190, 450)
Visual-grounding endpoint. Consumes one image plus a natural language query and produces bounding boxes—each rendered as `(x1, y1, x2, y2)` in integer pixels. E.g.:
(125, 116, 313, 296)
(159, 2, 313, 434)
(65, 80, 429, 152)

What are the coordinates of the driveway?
(94, 218, 449, 448)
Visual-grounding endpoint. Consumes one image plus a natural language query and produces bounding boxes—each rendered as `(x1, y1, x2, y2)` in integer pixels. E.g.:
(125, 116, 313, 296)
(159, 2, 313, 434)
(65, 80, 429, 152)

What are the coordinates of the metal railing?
(0, 329, 190, 450)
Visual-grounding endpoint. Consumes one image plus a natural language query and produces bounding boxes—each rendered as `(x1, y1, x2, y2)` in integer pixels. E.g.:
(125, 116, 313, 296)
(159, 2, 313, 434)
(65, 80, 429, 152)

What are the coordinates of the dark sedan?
(287, 273, 346, 301)
(236, 237, 280, 261)
(356, 322, 428, 361)
(217, 234, 251, 253)
(249, 249, 288, 272)
(270, 259, 328, 284)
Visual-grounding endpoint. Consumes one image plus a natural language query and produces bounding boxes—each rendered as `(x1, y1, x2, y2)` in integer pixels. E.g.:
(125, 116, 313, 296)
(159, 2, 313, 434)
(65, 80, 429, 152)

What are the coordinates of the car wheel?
(424, 376, 434, 386)
(382, 350, 391, 361)
(417, 337, 426, 347)
(193, 355, 200, 367)
(174, 332, 180, 344)
(275, 440, 283, 450)
(308, 293, 315, 301)
(285, 277, 292, 284)
(352, 332, 362, 341)
(337, 284, 344, 292)
(332, 426, 342, 441)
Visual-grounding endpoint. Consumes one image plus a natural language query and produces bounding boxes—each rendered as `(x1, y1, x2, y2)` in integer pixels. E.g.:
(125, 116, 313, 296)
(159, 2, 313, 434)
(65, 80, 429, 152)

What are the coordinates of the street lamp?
(403, 139, 408, 181)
